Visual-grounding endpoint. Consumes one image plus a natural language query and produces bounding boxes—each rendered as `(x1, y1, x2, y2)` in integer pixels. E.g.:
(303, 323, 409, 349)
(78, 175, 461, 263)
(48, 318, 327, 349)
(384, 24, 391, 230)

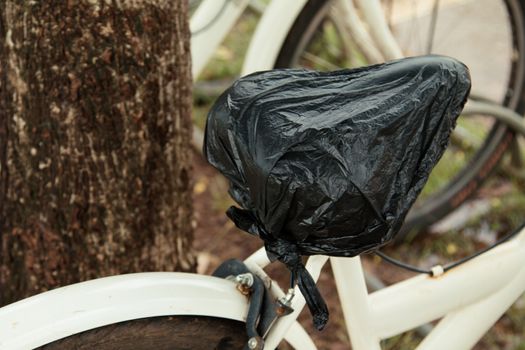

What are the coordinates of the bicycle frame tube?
(241, 0, 307, 75)
(243, 249, 323, 350)
(8, 227, 519, 349)
(194, 0, 404, 77)
(190, 0, 250, 79)
(354, 0, 403, 60)
(335, 0, 384, 64)
(332, 227, 525, 350)
(264, 255, 328, 350)
(245, 227, 525, 349)
(242, 0, 404, 76)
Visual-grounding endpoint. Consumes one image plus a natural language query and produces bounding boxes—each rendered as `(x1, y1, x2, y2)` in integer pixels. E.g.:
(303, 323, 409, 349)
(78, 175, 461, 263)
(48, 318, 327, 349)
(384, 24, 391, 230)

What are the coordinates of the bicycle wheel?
(274, 0, 525, 237)
(37, 316, 246, 350)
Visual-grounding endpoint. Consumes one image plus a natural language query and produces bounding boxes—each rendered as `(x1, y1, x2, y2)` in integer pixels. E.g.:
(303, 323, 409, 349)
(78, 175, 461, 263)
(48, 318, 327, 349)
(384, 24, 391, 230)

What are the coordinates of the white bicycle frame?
(263, 228, 525, 350)
(1, 225, 523, 349)
(191, 0, 403, 78)
(190, 0, 309, 79)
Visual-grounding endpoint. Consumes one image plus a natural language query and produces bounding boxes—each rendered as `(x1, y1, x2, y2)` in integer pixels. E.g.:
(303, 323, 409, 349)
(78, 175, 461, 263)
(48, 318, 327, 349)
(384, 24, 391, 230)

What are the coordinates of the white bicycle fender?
(0, 272, 249, 349)
(241, 0, 308, 76)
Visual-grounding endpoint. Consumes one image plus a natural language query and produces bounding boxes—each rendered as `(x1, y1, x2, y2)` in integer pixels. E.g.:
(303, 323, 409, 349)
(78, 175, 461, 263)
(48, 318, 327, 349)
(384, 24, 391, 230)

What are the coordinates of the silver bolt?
(234, 273, 254, 287)
(279, 288, 295, 306)
(247, 337, 259, 349)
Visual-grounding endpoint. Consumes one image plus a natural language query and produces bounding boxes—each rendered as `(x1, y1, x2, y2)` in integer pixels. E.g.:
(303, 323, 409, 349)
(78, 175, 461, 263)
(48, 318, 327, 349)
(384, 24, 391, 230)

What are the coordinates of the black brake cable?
(375, 220, 525, 276)
(375, 250, 430, 274)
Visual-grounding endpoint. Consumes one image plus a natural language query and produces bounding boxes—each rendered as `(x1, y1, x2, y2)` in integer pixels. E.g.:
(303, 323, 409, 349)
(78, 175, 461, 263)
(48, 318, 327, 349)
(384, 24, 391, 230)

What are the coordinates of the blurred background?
(190, 0, 525, 348)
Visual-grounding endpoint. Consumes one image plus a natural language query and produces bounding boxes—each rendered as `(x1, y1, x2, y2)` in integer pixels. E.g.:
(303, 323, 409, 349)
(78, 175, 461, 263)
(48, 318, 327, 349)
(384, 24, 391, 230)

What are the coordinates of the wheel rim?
(278, 0, 525, 232)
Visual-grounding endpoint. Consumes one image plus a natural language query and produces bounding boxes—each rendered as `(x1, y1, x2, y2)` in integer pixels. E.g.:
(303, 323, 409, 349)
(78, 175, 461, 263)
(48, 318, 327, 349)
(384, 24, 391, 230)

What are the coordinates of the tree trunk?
(0, 0, 195, 305)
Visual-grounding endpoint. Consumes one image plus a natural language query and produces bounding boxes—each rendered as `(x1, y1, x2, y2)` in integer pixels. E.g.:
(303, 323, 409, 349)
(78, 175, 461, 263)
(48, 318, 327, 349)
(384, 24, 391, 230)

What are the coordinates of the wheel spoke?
(426, 0, 441, 53)
(301, 51, 344, 70)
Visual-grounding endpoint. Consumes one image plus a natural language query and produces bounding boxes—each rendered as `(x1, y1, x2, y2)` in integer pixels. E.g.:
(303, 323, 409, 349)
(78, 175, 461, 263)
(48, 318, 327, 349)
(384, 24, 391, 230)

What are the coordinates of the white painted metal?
(417, 265, 525, 350)
(244, 247, 318, 350)
(354, 0, 403, 60)
(244, 246, 271, 268)
(190, 0, 250, 79)
(369, 229, 525, 339)
(325, 228, 525, 350)
(264, 255, 328, 349)
(241, 0, 308, 75)
(416, 230, 525, 350)
(244, 247, 288, 302)
(331, 257, 382, 350)
(464, 99, 525, 137)
(336, 0, 384, 64)
(0, 233, 522, 350)
(0, 272, 249, 349)
(284, 322, 318, 350)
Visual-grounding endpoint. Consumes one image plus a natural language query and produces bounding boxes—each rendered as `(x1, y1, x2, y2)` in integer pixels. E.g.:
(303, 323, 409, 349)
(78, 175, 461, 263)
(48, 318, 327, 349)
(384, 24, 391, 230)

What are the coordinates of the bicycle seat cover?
(204, 55, 471, 330)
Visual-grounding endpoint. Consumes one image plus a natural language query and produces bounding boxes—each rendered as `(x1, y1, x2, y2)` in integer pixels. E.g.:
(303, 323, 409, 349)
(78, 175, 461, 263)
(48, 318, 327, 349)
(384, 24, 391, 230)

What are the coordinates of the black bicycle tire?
(37, 315, 247, 350)
(274, 0, 525, 238)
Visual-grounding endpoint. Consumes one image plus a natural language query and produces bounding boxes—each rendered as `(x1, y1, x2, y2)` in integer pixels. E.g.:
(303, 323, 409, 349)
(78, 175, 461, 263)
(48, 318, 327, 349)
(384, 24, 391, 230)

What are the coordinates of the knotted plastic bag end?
(227, 206, 330, 330)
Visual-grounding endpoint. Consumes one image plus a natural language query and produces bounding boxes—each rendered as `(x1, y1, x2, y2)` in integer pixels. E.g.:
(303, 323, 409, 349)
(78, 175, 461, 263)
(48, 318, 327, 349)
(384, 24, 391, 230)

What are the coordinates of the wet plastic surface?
(204, 55, 471, 329)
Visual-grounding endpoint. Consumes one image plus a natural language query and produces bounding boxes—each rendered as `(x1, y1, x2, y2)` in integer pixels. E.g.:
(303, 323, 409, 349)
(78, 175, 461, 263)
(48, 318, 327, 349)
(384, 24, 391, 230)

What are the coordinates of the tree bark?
(0, 0, 195, 305)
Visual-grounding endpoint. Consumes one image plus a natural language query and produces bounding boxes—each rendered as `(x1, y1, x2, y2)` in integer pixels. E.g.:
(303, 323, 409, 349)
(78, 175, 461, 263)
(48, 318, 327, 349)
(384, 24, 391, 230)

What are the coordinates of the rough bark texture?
(0, 0, 195, 305)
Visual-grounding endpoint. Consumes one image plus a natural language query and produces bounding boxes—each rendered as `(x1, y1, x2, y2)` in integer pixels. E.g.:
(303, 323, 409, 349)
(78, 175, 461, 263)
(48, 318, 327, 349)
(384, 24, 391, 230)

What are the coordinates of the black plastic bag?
(204, 55, 471, 330)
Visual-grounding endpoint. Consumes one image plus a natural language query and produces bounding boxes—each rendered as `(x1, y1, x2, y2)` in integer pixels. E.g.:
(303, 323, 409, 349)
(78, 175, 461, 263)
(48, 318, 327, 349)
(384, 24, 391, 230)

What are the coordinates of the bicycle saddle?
(204, 55, 471, 330)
